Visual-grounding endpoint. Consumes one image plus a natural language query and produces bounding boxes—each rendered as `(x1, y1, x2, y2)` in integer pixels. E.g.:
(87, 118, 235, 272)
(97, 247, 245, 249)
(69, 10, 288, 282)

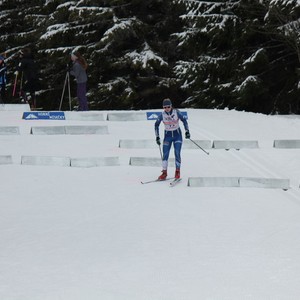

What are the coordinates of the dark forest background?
(1, 0, 300, 113)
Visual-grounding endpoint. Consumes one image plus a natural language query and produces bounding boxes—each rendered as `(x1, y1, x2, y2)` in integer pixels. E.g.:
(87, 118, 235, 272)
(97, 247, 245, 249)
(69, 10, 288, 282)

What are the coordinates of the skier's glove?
(156, 137, 161, 145)
(185, 131, 190, 139)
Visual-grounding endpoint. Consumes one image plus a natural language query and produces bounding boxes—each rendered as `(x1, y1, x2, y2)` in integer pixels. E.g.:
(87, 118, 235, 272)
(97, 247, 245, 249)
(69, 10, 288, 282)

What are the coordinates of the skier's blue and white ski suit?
(154, 109, 189, 170)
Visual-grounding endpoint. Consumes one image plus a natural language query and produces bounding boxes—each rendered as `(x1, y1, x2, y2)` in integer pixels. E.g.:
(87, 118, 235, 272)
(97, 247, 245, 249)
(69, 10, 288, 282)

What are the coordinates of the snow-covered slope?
(1, 108, 300, 300)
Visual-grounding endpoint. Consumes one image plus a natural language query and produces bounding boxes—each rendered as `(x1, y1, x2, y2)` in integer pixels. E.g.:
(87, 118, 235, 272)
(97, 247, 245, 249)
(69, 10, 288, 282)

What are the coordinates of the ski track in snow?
(189, 116, 300, 204)
(2, 108, 300, 300)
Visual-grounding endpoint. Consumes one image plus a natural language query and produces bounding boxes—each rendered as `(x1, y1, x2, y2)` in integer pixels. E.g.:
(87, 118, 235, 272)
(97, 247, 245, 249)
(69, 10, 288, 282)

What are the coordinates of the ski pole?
(19, 72, 23, 97)
(188, 138, 210, 155)
(12, 72, 18, 96)
(158, 144, 163, 160)
(59, 71, 69, 111)
(67, 71, 71, 111)
(18, 72, 24, 103)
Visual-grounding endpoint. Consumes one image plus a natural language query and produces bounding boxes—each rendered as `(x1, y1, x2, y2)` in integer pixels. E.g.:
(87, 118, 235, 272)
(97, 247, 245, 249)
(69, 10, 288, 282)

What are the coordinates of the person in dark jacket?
(0, 55, 7, 104)
(17, 48, 39, 109)
(69, 51, 88, 111)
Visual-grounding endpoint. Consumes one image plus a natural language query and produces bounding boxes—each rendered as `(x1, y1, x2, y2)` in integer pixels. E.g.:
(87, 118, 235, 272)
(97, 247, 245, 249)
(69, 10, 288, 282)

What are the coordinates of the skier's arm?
(154, 114, 163, 137)
(177, 110, 189, 132)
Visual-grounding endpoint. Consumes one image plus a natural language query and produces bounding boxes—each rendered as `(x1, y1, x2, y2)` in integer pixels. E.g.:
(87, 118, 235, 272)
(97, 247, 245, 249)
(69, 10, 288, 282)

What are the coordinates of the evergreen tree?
(262, 0, 300, 113)
(172, 0, 240, 109)
(89, 0, 184, 109)
(0, 0, 300, 113)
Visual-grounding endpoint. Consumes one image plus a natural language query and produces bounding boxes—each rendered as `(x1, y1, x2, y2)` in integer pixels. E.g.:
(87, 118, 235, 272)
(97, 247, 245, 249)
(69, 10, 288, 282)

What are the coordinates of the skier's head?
(162, 98, 172, 109)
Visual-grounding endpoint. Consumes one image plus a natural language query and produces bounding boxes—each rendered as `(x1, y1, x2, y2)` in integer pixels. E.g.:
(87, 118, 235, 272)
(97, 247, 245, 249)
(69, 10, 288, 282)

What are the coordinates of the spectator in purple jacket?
(69, 51, 88, 111)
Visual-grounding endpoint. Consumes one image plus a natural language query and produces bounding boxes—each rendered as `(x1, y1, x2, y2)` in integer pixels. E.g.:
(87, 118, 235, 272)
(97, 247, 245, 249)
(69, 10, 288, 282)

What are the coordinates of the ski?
(170, 178, 182, 187)
(141, 177, 175, 184)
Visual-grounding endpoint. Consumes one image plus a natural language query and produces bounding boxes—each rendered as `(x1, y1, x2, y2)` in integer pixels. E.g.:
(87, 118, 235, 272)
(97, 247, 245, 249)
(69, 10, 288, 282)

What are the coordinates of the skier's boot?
(175, 168, 180, 179)
(158, 170, 167, 180)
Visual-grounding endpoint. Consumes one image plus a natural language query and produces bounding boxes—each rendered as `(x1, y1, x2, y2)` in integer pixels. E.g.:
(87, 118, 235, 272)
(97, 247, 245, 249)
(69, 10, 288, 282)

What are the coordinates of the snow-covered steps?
(184, 139, 211, 149)
(273, 140, 300, 148)
(129, 157, 175, 166)
(21, 155, 71, 167)
(20, 156, 120, 167)
(0, 104, 30, 111)
(31, 126, 65, 135)
(0, 155, 13, 165)
(71, 157, 119, 167)
(119, 139, 211, 149)
(64, 111, 105, 121)
(119, 139, 156, 149)
(107, 112, 146, 121)
(212, 140, 259, 150)
(188, 177, 240, 187)
(30, 125, 109, 135)
(0, 126, 20, 135)
(65, 125, 108, 135)
(188, 176, 290, 189)
(239, 177, 290, 189)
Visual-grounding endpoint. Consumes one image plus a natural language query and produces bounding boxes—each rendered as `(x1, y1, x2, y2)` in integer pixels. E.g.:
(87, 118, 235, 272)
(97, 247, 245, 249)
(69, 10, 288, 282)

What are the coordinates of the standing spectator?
(0, 55, 7, 104)
(17, 48, 39, 109)
(69, 51, 88, 111)
(154, 98, 190, 180)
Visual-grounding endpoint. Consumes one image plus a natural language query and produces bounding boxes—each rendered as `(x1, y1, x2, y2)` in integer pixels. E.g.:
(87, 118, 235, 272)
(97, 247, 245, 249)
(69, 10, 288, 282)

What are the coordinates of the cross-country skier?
(154, 98, 190, 180)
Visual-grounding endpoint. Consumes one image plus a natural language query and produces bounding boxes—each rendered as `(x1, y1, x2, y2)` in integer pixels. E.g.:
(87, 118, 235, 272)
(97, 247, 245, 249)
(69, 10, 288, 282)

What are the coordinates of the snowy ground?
(1, 108, 300, 300)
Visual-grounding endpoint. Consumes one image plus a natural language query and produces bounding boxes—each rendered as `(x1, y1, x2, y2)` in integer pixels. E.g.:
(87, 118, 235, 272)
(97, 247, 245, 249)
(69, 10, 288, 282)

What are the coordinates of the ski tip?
(141, 177, 175, 185)
(170, 178, 182, 187)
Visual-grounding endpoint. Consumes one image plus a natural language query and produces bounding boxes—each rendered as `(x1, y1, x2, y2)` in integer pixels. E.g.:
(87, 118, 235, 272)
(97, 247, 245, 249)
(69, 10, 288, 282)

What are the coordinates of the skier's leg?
(174, 140, 182, 170)
(162, 135, 172, 170)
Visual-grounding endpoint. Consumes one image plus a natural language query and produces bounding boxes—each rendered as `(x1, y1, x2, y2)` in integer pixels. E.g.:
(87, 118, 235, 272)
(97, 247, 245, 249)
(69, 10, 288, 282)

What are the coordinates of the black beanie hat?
(162, 98, 172, 107)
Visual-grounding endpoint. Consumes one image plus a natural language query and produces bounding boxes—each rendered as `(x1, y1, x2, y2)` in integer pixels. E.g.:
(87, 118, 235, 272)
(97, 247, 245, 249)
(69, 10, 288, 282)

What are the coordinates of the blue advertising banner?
(146, 111, 188, 120)
(22, 111, 65, 120)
